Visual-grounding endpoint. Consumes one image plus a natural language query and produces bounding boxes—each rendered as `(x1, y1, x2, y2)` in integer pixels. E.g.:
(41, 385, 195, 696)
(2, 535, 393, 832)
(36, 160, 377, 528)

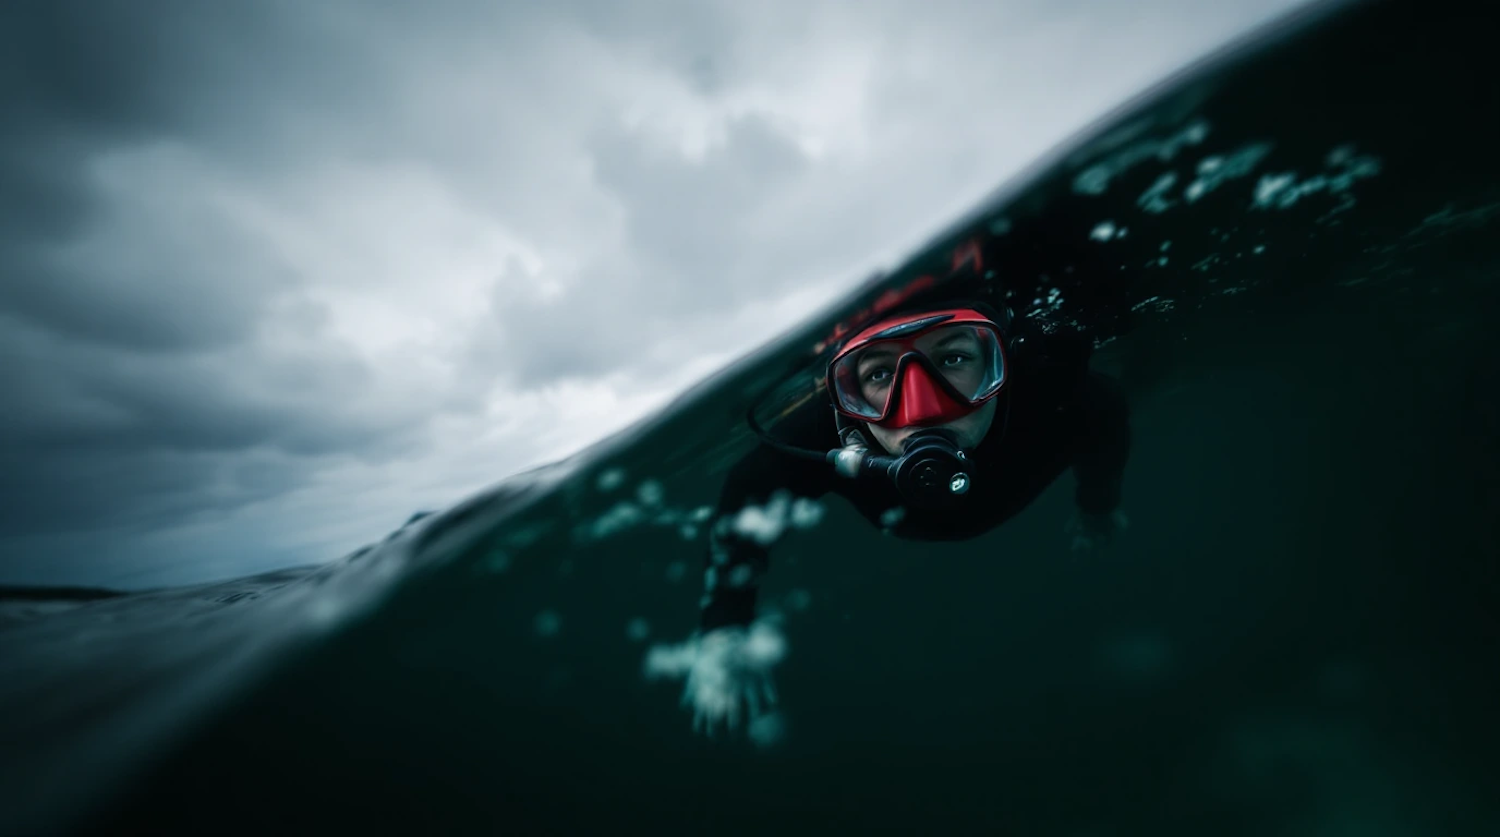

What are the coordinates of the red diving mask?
(826, 308, 1009, 429)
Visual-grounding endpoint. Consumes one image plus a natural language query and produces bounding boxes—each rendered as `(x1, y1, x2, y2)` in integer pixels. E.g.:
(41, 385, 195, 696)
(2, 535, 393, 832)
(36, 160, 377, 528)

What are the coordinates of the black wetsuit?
(700, 334, 1131, 632)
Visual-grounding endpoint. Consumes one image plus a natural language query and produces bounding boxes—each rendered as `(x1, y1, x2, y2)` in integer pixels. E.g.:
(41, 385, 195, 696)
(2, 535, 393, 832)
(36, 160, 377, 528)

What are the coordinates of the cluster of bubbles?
(575, 470, 715, 543)
(642, 617, 790, 747)
(1072, 117, 1385, 318)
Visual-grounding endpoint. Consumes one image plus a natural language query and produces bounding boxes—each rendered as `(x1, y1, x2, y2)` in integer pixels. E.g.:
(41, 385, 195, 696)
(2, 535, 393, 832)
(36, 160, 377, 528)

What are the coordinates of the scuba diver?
(667, 287, 1132, 736)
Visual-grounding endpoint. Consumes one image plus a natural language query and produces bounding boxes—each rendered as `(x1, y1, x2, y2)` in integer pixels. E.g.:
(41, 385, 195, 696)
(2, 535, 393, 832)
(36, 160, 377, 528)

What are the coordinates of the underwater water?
(3, 0, 1498, 833)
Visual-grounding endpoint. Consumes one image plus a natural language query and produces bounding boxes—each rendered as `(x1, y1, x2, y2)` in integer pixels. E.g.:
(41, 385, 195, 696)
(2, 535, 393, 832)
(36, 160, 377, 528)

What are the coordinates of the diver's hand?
(1068, 509, 1129, 552)
(644, 619, 788, 737)
(682, 623, 784, 736)
(644, 621, 785, 737)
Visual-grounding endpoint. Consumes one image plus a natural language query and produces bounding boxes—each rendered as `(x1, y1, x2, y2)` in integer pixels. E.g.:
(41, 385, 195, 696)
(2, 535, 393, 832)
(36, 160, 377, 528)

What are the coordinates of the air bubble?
(534, 610, 562, 638)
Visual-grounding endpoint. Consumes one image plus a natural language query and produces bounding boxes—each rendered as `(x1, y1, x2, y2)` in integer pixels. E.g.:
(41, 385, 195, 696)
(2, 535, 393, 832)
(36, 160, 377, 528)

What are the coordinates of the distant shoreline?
(0, 586, 129, 602)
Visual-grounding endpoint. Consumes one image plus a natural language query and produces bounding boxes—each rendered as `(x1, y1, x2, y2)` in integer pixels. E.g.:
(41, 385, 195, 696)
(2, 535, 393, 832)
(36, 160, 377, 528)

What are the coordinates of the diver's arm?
(699, 531, 767, 632)
(1071, 370, 1131, 514)
(698, 441, 829, 633)
(671, 443, 820, 738)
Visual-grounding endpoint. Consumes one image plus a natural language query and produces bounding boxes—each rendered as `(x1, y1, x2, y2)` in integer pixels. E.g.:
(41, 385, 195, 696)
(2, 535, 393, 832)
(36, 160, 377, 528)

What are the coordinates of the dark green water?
(3, 0, 1498, 833)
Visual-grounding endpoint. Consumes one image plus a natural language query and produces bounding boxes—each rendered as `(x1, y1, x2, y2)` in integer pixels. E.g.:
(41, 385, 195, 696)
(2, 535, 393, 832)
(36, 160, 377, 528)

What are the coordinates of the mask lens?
(924, 324, 1005, 402)
(829, 322, 1006, 421)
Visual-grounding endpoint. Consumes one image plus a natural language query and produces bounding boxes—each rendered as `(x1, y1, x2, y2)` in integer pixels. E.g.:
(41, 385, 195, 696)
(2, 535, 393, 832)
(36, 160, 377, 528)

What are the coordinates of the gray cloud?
(3, 154, 296, 352)
(0, 310, 430, 535)
(1, 2, 449, 566)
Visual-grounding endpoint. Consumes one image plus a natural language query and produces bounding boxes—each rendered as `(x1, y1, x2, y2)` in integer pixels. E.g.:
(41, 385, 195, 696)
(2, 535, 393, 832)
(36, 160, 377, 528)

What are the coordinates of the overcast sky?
(0, 0, 1307, 589)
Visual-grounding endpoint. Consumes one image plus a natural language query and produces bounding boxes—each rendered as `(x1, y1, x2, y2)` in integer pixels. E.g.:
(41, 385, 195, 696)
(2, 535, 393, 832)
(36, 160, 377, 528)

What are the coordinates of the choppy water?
(4, 0, 1498, 833)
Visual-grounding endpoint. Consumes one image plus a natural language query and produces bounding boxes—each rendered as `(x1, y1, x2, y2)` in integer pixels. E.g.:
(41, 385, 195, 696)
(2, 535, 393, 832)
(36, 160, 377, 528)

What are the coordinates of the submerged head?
(826, 302, 1012, 455)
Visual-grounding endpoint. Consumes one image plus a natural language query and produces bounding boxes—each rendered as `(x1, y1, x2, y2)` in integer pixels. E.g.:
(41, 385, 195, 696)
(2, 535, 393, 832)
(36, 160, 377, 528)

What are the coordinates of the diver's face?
(866, 397, 997, 455)
(852, 326, 990, 410)
(851, 324, 999, 454)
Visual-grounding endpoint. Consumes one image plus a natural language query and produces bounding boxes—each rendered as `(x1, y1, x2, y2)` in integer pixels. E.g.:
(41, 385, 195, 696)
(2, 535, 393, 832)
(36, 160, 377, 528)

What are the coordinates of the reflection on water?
(4, 0, 1499, 834)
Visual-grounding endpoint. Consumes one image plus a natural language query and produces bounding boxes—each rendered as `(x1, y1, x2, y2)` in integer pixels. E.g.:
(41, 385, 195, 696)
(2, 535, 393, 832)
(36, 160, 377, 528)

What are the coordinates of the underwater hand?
(1068, 509, 1129, 552)
(680, 623, 785, 737)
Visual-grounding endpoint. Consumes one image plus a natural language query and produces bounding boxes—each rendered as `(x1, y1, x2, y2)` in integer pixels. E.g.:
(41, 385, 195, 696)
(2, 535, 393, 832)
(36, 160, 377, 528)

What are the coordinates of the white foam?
(729, 492, 788, 545)
(1184, 142, 1273, 204)
(789, 498, 825, 530)
(1129, 297, 1176, 314)
(731, 506, 782, 544)
(1137, 172, 1179, 213)
(1252, 172, 1300, 207)
(587, 502, 643, 539)
(595, 468, 626, 492)
(727, 565, 753, 588)
(643, 639, 696, 678)
(577, 491, 717, 545)
(1252, 146, 1380, 211)
(1040, 287, 1064, 313)
(1072, 119, 1210, 195)
(742, 621, 787, 666)
(636, 480, 664, 507)
(642, 620, 789, 737)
